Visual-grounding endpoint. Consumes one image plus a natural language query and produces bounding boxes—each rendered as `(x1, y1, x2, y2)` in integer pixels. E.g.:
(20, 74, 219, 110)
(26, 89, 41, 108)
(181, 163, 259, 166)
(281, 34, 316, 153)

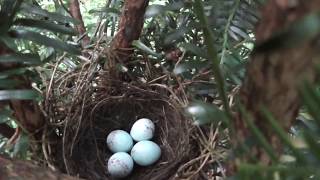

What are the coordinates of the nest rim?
(46, 74, 199, 180)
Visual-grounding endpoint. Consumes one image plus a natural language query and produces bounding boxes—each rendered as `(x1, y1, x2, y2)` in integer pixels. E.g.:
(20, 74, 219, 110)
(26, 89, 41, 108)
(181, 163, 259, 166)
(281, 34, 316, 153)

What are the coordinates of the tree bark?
(69, 0, 90, 48)
(232, 0, 320, 169)
(0, 155, 81, 180)
(109, 0, 149, 64)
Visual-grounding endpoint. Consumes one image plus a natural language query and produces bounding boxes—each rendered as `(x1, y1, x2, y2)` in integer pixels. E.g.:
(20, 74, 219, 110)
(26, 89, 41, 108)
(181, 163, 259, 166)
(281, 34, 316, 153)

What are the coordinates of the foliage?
(0, 0, 319, 180)
(129, 0, 260, 118)
(232, 82, 320, 179)
(188, 1, 320, 180)
(0, 0, 79, 158)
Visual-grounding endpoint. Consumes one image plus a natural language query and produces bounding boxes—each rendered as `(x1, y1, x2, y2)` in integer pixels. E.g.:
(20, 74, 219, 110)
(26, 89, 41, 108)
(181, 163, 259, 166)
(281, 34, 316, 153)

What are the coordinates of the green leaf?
(13, 133, 29, 159)
(10, 29, 80, 55)
(116, 64, 128, 73)
(173, 63, 190, 75)
(167, 1, 184, 11)
(0, 53, 42, 65)
(299, 82, 320, 127)
(303, 130, 320, 161)
(261, 107, 307, 164)
(189, 83, 217, 96)
(0, 36, 17, 50)
(194, 0, 232, 125)
(0, 68, 27, 79)
(41, 48, 56, 63)
(164, 26, 188, 44)
(14, 19, 77, 35)
(219, 0, 241, 65)
(20, 3, 79, 25)
(179, 43, 207, 58)
(186, 101, 227, 125)
(0, 107, 12, 124)
(173, 60, 208, 75)
(238, 104, 278, 163)
(145, 5, 166, 18)
(132, 40, 162, 58)
(0, 90, 40, 101)
(0, 0, 23, 34)
(89, 7, 120, 16)
(145, 2, 184, 18)
(238, 163, 320, 179)
(0, 79, 22, 89)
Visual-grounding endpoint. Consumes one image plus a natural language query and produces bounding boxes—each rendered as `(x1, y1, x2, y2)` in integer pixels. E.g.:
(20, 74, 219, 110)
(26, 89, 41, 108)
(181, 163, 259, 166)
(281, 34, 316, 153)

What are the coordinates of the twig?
(57, 0, 72, 15)
(46, 53, 67, 100)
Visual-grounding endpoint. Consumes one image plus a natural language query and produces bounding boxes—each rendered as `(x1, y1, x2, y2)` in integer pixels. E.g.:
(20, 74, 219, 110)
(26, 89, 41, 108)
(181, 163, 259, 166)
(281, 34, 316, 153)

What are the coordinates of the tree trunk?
(109, 0, 149, 64)
(105, 0, 149, 80)
(0, 155, 81, 180)
(232, 0, 320, 169)
(69, 0, 90, 48)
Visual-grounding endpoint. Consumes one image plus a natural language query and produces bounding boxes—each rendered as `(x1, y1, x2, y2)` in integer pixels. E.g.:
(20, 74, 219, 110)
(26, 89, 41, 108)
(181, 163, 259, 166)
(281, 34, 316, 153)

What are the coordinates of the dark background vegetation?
(0, 0, 320, 179)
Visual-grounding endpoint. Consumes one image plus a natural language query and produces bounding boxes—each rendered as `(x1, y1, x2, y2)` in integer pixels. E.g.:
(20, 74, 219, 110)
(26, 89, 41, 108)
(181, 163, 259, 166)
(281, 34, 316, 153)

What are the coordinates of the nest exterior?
(42, 58, 206, 180)
(38, 41, 227, 179)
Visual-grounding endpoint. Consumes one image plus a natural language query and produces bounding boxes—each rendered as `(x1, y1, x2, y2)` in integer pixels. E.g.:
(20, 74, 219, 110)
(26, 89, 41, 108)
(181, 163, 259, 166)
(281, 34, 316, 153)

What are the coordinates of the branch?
(0, 155, 81, 180)
(57, 0, 72, 15)
(69, 0, 90, 48)
(110, 0, 149, 63)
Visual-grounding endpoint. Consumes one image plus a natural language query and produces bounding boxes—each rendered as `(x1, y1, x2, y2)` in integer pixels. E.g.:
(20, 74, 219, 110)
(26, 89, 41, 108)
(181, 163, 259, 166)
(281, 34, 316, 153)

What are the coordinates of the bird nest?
(39, 50, 225, 179)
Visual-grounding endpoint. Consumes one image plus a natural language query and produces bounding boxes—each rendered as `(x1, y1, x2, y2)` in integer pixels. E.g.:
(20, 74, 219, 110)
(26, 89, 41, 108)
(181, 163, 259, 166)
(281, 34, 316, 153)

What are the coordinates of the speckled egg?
(130, 140, 161, 166)
(130, 118, 155, 141)
(107, 130, 133, 153)
(107, 152, 134, 178)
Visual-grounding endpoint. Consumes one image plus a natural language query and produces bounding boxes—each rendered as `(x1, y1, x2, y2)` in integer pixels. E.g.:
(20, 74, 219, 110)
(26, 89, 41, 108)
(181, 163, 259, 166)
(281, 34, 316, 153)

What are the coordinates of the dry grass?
(37, 42, 227, 179)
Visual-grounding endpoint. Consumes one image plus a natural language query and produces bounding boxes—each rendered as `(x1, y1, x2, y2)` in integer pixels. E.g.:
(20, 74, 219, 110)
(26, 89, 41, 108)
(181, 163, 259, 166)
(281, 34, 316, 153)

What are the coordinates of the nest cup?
(53, 74, 196, 180)
(97, 83, 193, 179)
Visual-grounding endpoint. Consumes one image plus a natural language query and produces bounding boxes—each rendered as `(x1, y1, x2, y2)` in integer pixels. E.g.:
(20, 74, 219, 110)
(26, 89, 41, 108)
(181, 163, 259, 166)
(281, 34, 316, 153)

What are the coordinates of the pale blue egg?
(130, 140, 161, 166)
(130, 118, 155, 141)
(107, 130, 133, 153)
(107, 152, 134, 178)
